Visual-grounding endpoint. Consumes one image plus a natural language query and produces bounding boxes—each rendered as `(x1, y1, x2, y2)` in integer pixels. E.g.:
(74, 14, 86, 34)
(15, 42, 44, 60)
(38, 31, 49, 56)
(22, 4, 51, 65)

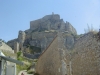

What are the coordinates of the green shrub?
(17, 51, 22, 57)
(33, 59, 38, 62)
(26, 65, 31, 71)
(17, 57, 24, 61)
(17, 64, 29, 74)
(27, 70, 35, 74)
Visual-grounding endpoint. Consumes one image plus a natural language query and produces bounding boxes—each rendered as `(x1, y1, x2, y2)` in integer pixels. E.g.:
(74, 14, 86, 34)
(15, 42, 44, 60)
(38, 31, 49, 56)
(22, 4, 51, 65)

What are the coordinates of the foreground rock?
(36, 32, 100, 75)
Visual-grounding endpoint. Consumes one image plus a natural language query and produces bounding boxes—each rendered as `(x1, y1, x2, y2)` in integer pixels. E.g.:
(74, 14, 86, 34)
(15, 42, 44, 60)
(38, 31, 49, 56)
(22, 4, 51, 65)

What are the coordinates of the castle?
(5, 13, 100, 75)
(7, 13, 77, 55)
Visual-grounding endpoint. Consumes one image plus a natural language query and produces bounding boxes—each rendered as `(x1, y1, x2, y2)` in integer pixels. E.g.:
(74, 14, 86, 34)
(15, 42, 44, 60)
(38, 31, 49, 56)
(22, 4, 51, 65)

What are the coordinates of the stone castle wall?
(30, 14, 77, 34)
(36, 32, 100, 75)
(36, 36, 62, 75)
(14, 42, 19, 53)
(71, 32, 100, 75)
(7, 30, 26, 52)
(18, 30, 26, 44)
(36, 34, 71, 75)
(30, 14, 60, 31)
(7, 13, 77, 53)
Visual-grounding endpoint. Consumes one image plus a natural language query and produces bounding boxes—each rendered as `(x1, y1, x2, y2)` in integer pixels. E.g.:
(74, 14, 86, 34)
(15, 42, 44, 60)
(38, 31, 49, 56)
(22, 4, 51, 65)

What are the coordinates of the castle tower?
(18, 30, 26, 51)
(14, 42, 19, 53)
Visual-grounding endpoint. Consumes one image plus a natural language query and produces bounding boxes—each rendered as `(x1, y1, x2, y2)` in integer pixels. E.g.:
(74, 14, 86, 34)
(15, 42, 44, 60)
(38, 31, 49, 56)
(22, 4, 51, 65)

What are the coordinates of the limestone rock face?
(7, 39, 18, 50)
(31, 32, 57, 51)
(30, 14, 77, 34)
(23, 32, 57, 51)
(65, 21, 77, 34)
(0, 41, 14, 53)
(7, 13, 77, 56)
(62, 33, 75, 49)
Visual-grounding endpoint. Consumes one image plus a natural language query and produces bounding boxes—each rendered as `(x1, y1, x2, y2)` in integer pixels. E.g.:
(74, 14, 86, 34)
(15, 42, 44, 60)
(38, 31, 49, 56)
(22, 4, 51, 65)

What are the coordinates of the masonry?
(36, 32, 100, 75)
(36, 33, 70, 75)
(71, 32, 100, 75)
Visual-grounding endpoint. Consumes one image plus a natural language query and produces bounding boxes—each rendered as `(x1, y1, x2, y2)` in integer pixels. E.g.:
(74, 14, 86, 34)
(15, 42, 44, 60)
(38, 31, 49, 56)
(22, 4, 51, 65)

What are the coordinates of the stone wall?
(7, 30, 26, 52)
(14, 42, 19, 53)
(36, 32, 100, 75)
(36, 36, 62, 75)
(18, 30, 26, 44)
(36, 34, 71, 75)
(30, 14, 60, 31)
(30, 14, 77, 34)
(71, 32, 100, 75)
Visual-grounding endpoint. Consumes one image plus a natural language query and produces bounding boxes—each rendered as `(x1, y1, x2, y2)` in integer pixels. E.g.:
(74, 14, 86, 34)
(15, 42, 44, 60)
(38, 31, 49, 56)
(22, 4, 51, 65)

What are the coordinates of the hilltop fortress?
(5, 13, 100, 75)
(7, 13, 77, 55)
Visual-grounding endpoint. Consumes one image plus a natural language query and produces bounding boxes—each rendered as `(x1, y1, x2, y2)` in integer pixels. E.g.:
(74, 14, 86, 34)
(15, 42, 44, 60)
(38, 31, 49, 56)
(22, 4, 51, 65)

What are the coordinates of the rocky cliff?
(30, 13, 77, 34)
(0, 40, 13, 53)
(0, 40, 16, 59)
(7, 13, 77, 58)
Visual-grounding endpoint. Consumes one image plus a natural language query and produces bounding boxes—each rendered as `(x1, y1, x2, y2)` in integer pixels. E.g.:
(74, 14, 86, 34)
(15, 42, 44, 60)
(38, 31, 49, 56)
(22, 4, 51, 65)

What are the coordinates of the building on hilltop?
(7, 13, 77, 59)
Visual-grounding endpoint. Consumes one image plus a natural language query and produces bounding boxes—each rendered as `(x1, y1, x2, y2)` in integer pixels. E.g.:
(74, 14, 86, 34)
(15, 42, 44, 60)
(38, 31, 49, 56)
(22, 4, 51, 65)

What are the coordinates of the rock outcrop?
(30, 13, 77, 34)
(0, 40, 14, 53)
(7, 13, 77, 58)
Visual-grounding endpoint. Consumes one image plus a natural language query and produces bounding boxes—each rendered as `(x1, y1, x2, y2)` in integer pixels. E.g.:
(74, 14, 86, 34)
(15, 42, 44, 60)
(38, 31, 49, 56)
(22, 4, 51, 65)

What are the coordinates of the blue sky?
(0, 0, 100, 42)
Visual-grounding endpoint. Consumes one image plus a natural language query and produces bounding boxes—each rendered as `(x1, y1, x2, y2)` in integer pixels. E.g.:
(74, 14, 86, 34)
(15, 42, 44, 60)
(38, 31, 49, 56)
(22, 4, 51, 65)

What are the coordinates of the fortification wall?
(36, 37, 62, 75)
(71, 32, 100, 75)
(36, 32, 100, 75)
(36, 35, 71, 75)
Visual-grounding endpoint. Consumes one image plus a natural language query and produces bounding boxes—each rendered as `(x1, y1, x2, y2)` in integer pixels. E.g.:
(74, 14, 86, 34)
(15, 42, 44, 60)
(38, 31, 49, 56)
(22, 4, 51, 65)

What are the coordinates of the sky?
(0, 0, 100, 42)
